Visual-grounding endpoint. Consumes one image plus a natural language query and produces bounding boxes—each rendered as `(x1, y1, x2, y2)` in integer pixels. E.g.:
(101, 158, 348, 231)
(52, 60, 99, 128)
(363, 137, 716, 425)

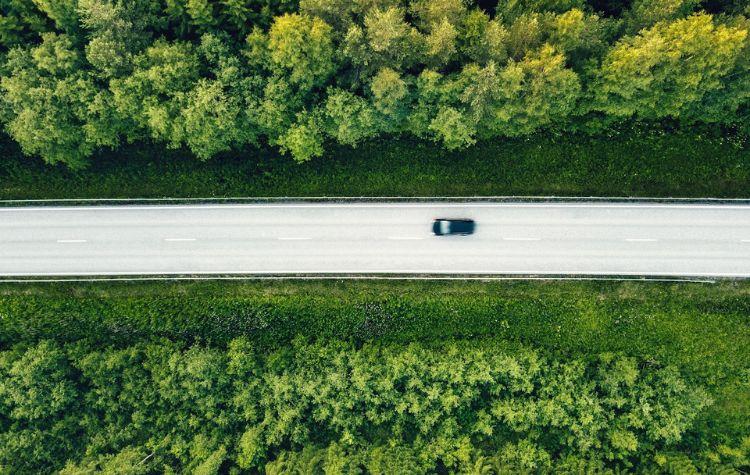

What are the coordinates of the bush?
(1, 129, 748, 199)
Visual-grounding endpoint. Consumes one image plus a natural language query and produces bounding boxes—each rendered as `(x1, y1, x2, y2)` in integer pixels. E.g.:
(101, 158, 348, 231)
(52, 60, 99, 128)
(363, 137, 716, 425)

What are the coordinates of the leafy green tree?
(323, 87, 381, 146)
(268, 13, 336, 90)
(505, 13, 545, 60)
(0, 340, 80, 471)
(424, 17, 459, 69)
(465, 45, 581, 137)
(110, 39, 199, 147)
(370, 66, 410, 130)
(182, 79, 247, 159)
(300, 0, 402, 30)
(32, 0, 78, 33)
(459, 9, 509, 65)
(0, 0, 49, 48)
(0, 33, 115, 167)
(429, 105, 476, 149)
(624, 0, 700, 34)
(547, 9, 611, 69)
(409, 0, 468, 30)
(185, 0, 217, 32)
(593, 13, 748, 122)
(343, 7, 424, 75)
(78, 0, 164, 79)
(684, 14, 750, 130)
(181, 34, 261, 159)
(277, 110, 325, 161)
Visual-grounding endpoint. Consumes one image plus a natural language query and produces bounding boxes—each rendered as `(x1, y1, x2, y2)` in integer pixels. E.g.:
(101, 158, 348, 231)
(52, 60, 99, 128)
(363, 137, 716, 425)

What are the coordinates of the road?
(1, 202, 749, 277)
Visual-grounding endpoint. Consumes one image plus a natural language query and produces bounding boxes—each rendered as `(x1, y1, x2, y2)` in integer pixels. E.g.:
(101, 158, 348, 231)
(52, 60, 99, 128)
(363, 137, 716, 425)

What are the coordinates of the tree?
(370, 66, 410, 130)
(323, 87, 381, 146)
(547, 9, 611, 69)
(0, 0, 49, 48)
(459, 10, 509, 65)
(268, 13, 336, 90)
(277, 110, 325, 162)
(0, 33, 113, 167)
(409, 0, 468, 30)
(593, 13, 748, 122)
(424, 18, 459, 69)
(505, 13, 545, 60)
(78, 0, 164, 79)
(31, 0, 78, 33)
(181, 34, 261, 159)
(0, 340, 80, 471)
(429, 105, 476, 149)
(455, 45, 581, 138)
(624, 0, 700, 34)
(343, 7, 424, 75)
(110, 39, 199, 148)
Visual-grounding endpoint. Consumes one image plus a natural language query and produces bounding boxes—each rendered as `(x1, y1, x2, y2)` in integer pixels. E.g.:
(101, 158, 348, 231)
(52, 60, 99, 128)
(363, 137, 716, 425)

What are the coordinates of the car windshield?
(440, 221, 450, 234)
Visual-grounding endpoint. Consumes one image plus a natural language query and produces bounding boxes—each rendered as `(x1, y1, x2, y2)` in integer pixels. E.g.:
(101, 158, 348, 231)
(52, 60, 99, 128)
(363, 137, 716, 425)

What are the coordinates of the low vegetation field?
(2, 130, 748, 200)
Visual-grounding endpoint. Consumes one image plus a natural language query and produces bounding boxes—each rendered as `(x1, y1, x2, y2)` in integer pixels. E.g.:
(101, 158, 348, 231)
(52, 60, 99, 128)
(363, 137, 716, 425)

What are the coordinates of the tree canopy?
(0, 0, 748, 166)
(0, 338, 738, 473)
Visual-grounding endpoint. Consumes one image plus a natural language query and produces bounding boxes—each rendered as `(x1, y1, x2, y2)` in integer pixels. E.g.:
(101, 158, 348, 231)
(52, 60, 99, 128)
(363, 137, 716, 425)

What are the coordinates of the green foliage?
(593, 13, 748, 123)
(0, 0, 747, 166)
(0, 338, 719, 473)
(110, 39, 199, 147)
(78, 0, 163, 79)
(1, 128, 748, 200)
(0, 33, 109, 168)
(31, 0, 78, 33)
(268, 13, 336, 89)
(459, 9, 509, 65)
(344, 7, 425, 75)
(0, 0, 49, 48)
(624, 0, 700, 33)
(323, 87, 381, 146)
(277, 110, 325, 161)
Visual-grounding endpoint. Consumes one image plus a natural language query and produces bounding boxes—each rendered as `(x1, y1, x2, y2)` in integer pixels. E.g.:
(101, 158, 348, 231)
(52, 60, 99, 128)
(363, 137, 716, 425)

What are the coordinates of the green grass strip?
(2, 131, 748, 199)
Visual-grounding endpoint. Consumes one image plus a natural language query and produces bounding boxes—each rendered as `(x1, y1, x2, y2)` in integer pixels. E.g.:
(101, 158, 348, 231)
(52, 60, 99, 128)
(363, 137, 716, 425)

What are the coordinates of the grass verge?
(1, 130, 748, 199)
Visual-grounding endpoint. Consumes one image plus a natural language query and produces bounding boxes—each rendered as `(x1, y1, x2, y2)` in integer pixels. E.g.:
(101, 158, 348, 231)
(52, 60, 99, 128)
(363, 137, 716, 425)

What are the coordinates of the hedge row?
(2, 129, 749, 200)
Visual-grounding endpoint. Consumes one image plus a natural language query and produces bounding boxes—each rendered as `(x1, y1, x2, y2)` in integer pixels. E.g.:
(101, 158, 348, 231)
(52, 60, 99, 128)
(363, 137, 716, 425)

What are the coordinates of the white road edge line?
(0, 270, 747, 277)
(56, 239, 87, 243)
(164, 238, 196, 242)
(625, 238, 658, 242)
(741, 239, 750, 242)
(278, 237, 312, 240)
(503, 237, 541, 241)
(3, 203, 750, 211)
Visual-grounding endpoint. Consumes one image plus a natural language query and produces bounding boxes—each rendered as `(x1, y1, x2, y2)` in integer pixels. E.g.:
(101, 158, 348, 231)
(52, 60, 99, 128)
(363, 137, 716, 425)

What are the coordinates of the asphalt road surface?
(1, 202, 749, 277)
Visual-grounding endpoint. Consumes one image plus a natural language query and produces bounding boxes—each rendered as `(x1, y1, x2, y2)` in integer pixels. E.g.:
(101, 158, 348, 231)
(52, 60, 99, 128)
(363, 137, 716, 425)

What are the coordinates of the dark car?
(432, 218, 475, 236)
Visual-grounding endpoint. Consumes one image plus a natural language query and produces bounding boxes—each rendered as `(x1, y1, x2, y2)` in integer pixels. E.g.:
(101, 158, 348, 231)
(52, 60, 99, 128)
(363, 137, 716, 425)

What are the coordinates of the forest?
(0, 0, 748, 167)
(0, 338, 734, 473)
(1, 280, 748, 473)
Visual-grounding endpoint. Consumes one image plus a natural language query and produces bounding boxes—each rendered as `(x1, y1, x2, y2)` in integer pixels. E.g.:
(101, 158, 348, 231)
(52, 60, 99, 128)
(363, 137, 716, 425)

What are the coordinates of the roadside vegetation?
(0, 0, 748, 168)
(0, 280, 748, 472)
(2, 129, 748, 199)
